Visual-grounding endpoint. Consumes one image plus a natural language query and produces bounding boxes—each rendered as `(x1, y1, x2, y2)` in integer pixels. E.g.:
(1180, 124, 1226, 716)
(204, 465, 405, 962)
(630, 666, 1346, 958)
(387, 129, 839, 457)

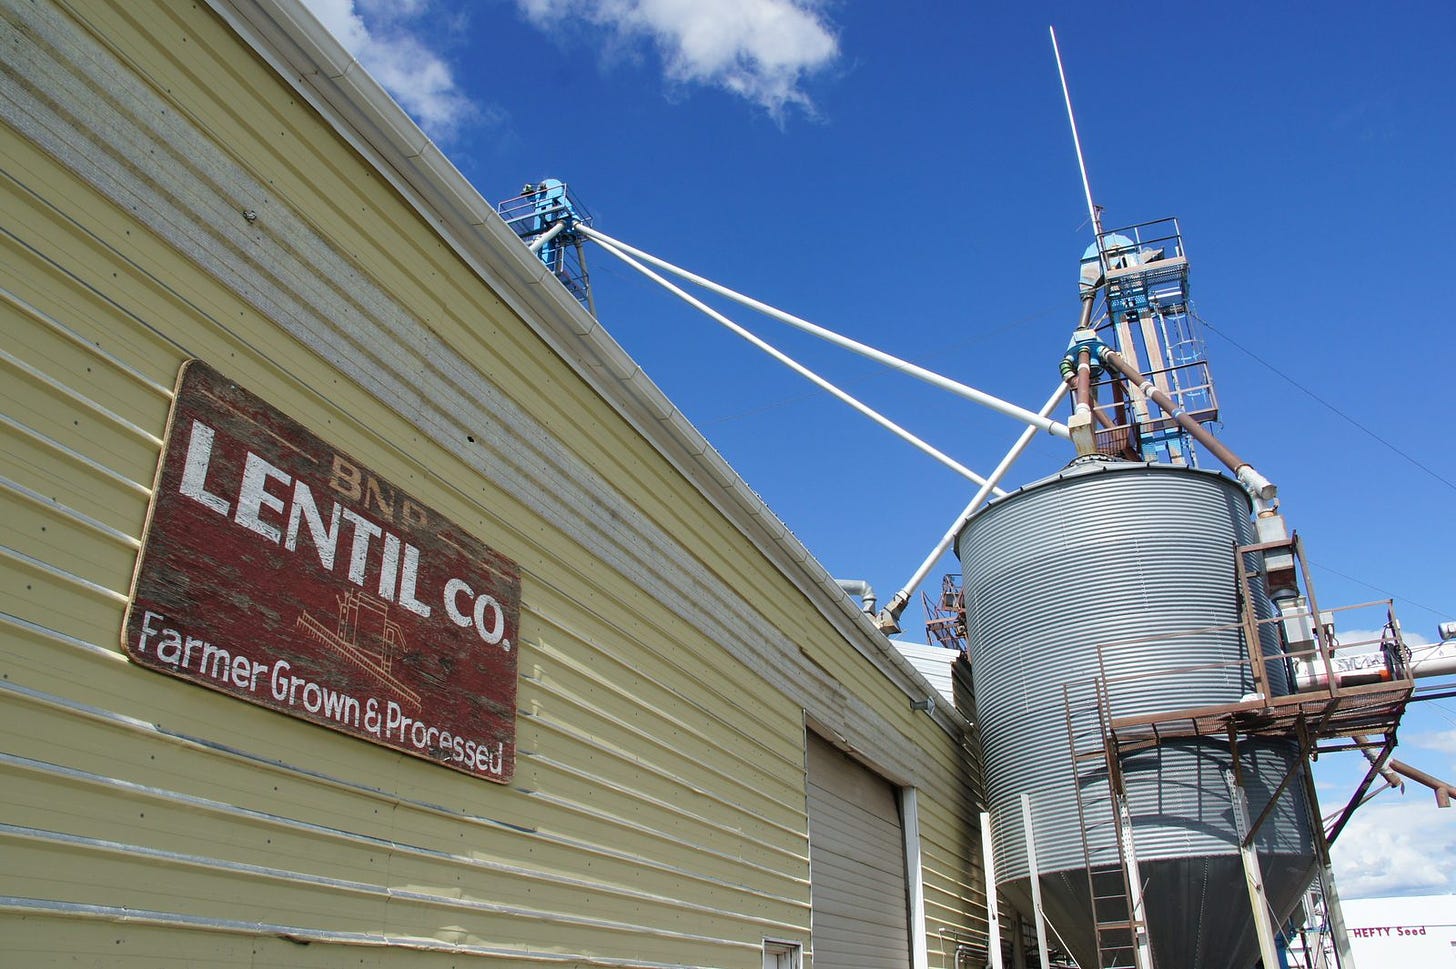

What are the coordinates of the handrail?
(1086, 599, 1411, 706)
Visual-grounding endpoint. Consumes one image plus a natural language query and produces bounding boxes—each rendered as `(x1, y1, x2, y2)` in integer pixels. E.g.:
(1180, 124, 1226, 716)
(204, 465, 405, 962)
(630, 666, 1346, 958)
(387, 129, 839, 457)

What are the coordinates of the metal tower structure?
(1080, 219, 1219, 467)
(497, 179, 596, 315)
(1047, 27, 1220, 470)
(923, 574, 967, 651)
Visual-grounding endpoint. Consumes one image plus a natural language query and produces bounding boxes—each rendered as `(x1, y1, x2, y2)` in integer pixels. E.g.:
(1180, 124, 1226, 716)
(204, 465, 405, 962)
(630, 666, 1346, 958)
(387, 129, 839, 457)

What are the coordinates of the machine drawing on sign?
(296, 591, 422, 708)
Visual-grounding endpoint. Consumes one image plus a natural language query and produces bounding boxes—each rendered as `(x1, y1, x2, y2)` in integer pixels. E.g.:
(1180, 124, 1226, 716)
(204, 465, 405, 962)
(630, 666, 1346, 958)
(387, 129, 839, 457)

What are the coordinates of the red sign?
(124, 361, 519, 782)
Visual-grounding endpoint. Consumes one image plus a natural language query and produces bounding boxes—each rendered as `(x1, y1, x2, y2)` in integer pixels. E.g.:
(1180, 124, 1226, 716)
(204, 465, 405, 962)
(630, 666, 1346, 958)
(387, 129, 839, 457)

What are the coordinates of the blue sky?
(301, 0, 1455, 897)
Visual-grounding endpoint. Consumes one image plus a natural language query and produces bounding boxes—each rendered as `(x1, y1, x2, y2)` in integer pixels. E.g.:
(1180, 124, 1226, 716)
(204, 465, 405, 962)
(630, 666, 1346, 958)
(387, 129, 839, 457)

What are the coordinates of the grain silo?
(958, 458, 1317, 969)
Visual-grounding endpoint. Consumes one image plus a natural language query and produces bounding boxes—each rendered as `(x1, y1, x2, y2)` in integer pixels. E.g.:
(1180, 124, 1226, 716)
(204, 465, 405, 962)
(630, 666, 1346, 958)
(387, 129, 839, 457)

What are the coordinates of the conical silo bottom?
(1000, 852, 1318, 969)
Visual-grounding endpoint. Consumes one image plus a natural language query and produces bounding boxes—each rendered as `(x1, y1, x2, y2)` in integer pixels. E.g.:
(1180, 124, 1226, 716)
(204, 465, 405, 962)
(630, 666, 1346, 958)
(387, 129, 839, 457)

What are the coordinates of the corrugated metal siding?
(806, 733, 911, 969)
(961, 464, 1311, 873)
(891, 641, 957, 708)
(957, 463, 1313, 937)
(0, 0, 988, 965)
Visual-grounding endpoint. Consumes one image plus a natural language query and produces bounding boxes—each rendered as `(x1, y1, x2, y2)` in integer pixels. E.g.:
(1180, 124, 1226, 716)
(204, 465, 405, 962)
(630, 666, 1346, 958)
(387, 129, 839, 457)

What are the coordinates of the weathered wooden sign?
(124, 360, 518, 782)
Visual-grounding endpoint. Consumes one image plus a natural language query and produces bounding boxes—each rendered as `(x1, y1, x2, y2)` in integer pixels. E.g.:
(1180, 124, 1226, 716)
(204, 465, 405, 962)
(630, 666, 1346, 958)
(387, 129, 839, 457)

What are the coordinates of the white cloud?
(517, 0, 839, 119)
(1329, 796, 1456, 898)
(1409, 729, 1456, 755)
(1327, 627, 1430, 651)
(299, 0, 483, 141)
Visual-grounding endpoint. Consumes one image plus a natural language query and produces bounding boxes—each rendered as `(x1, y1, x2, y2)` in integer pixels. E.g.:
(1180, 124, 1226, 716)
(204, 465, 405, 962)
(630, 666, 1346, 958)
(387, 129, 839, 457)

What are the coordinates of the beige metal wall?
(0, 0, 989, 965)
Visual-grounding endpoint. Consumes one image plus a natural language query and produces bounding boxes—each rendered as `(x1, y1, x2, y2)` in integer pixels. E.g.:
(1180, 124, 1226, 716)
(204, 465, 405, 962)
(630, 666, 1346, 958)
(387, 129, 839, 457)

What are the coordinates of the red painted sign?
(124, 361, 518, 782)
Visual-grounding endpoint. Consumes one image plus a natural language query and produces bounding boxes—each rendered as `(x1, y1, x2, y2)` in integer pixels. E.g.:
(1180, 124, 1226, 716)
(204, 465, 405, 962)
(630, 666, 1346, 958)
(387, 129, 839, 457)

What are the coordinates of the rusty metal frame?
(1054, 534, 1423, 969)
(1324, 733, 1400, 846)
(1083, 539, 1415, 859)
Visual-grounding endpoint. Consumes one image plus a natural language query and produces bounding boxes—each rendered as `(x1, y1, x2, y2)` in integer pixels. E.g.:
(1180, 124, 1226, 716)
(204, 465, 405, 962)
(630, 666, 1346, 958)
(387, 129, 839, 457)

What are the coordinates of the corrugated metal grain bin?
(0, 1, 990, 965)
(958, 459, 1316, 969)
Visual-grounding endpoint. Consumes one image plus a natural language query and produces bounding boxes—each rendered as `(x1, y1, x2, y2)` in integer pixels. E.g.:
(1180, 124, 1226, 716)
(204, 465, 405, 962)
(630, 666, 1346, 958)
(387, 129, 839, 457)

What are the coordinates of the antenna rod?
(1050, 26, 1102, 240)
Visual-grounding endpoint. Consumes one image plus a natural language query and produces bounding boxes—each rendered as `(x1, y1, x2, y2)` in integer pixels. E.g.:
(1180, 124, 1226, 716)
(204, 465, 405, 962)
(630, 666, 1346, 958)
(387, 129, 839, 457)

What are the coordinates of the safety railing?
(495, 181, 594, 234)
(1096, 218, 1185, 274)
(1087, 359, 1219, 461)
(1082, 597, 1412, 752)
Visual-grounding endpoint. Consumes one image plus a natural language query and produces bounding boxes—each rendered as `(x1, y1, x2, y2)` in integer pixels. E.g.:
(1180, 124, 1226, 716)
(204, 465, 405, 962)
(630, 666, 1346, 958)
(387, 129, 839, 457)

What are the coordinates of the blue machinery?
(497, 179, 596, 315)
(1079, 217, 1219, 466)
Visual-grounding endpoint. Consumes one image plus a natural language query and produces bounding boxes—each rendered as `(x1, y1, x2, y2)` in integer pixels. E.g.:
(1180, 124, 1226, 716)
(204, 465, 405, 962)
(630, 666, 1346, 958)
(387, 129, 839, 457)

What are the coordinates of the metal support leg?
(1224, 768, 1281, 969)
(1019, 794, 1052, 969)
(1114, 791, 1156, 969)
(981, 812, 1004, 969)
(1298, 759, 1357, 969)
(1316, 862, 1356, 969)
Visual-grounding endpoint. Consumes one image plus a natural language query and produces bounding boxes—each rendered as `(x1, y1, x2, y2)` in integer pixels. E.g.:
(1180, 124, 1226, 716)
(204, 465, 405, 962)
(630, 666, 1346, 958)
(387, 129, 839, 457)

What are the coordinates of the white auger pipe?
(578, 224, 1071, 440)
(590, 233, 1011, 493)
(527, 220, 567, 253)
(1295, 638, 1456, 690)
(880, 382, 1069, 629)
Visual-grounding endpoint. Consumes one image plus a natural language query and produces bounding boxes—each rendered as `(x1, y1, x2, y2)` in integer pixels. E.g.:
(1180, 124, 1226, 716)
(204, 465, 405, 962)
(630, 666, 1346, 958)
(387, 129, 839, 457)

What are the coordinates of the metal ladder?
(1063, 683, 1152, 969)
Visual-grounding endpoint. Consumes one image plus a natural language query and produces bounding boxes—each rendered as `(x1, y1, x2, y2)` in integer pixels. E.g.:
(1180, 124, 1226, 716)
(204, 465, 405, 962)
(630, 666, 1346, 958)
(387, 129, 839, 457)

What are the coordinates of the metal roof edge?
(204, 0, 966, 739)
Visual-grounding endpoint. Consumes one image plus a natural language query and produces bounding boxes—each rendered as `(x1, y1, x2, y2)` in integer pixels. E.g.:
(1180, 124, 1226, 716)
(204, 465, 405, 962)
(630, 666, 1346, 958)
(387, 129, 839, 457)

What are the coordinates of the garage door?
(806, 732, 911, 969)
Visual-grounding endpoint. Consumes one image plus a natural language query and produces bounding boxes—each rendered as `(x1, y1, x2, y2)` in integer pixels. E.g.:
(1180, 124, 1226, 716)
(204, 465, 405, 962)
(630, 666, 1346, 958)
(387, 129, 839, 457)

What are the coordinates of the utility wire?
(1307, 558, 1448, 622)
(1196, 309, 1456, 494)
(1193, 308, 1451, 621)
